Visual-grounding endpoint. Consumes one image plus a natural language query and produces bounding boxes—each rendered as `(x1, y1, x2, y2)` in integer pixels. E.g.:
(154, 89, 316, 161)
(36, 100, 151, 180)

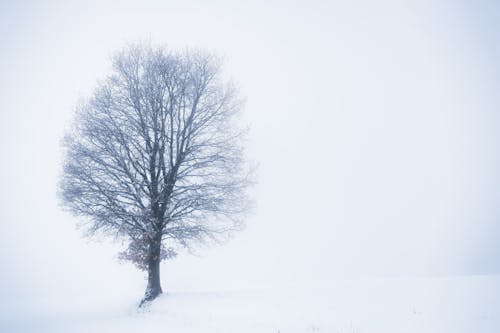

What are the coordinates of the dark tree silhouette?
(59, 43, 251, 305)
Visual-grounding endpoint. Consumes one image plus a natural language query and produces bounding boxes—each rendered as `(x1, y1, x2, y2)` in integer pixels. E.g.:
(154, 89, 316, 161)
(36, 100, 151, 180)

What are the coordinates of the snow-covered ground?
(1, 275, 498, 333)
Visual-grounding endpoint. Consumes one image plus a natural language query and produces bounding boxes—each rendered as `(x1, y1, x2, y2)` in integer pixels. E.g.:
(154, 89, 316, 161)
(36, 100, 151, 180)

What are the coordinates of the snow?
(1, 275, 499, 333)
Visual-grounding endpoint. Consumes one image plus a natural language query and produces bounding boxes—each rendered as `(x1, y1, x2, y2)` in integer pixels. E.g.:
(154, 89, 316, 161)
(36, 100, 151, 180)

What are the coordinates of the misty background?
(1, 0, 500, 302)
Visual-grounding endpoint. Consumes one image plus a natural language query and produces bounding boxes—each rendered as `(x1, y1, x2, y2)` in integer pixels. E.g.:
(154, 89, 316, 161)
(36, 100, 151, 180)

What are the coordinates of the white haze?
(1, 0, 500, 303)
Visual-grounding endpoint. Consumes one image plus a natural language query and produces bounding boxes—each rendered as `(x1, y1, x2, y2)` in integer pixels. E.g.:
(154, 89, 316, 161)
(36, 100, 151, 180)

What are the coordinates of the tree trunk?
(140, 234, 163, 306)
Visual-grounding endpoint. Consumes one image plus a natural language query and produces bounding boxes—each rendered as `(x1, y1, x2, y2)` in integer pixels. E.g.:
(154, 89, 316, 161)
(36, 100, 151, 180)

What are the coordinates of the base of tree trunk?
(139, 286, 162, 307)
(140, 235, 163, 307)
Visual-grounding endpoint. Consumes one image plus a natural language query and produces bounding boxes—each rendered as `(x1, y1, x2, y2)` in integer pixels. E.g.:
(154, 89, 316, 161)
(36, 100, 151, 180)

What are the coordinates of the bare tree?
(59, 43, 252, 305)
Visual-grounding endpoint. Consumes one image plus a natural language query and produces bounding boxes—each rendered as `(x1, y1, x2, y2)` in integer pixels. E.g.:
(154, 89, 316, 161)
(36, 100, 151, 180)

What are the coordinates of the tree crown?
(59, 43, 252, 269)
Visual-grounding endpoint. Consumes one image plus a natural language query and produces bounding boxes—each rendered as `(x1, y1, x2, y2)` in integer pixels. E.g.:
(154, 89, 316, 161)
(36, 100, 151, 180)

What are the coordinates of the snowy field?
(1, 1, 500, 333)
(1, 275, 498, 333)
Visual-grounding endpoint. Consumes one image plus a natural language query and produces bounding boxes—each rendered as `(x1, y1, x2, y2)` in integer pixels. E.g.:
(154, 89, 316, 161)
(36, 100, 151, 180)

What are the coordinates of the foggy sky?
(1, 0, 500, 299)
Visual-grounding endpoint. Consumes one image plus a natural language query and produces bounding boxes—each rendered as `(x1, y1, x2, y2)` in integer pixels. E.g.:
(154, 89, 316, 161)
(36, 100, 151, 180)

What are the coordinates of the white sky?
(1, 0, 500, 298)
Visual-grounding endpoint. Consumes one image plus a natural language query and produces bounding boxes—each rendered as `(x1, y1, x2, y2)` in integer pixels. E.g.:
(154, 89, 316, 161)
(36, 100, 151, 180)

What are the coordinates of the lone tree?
(59, 44, 251, 305)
